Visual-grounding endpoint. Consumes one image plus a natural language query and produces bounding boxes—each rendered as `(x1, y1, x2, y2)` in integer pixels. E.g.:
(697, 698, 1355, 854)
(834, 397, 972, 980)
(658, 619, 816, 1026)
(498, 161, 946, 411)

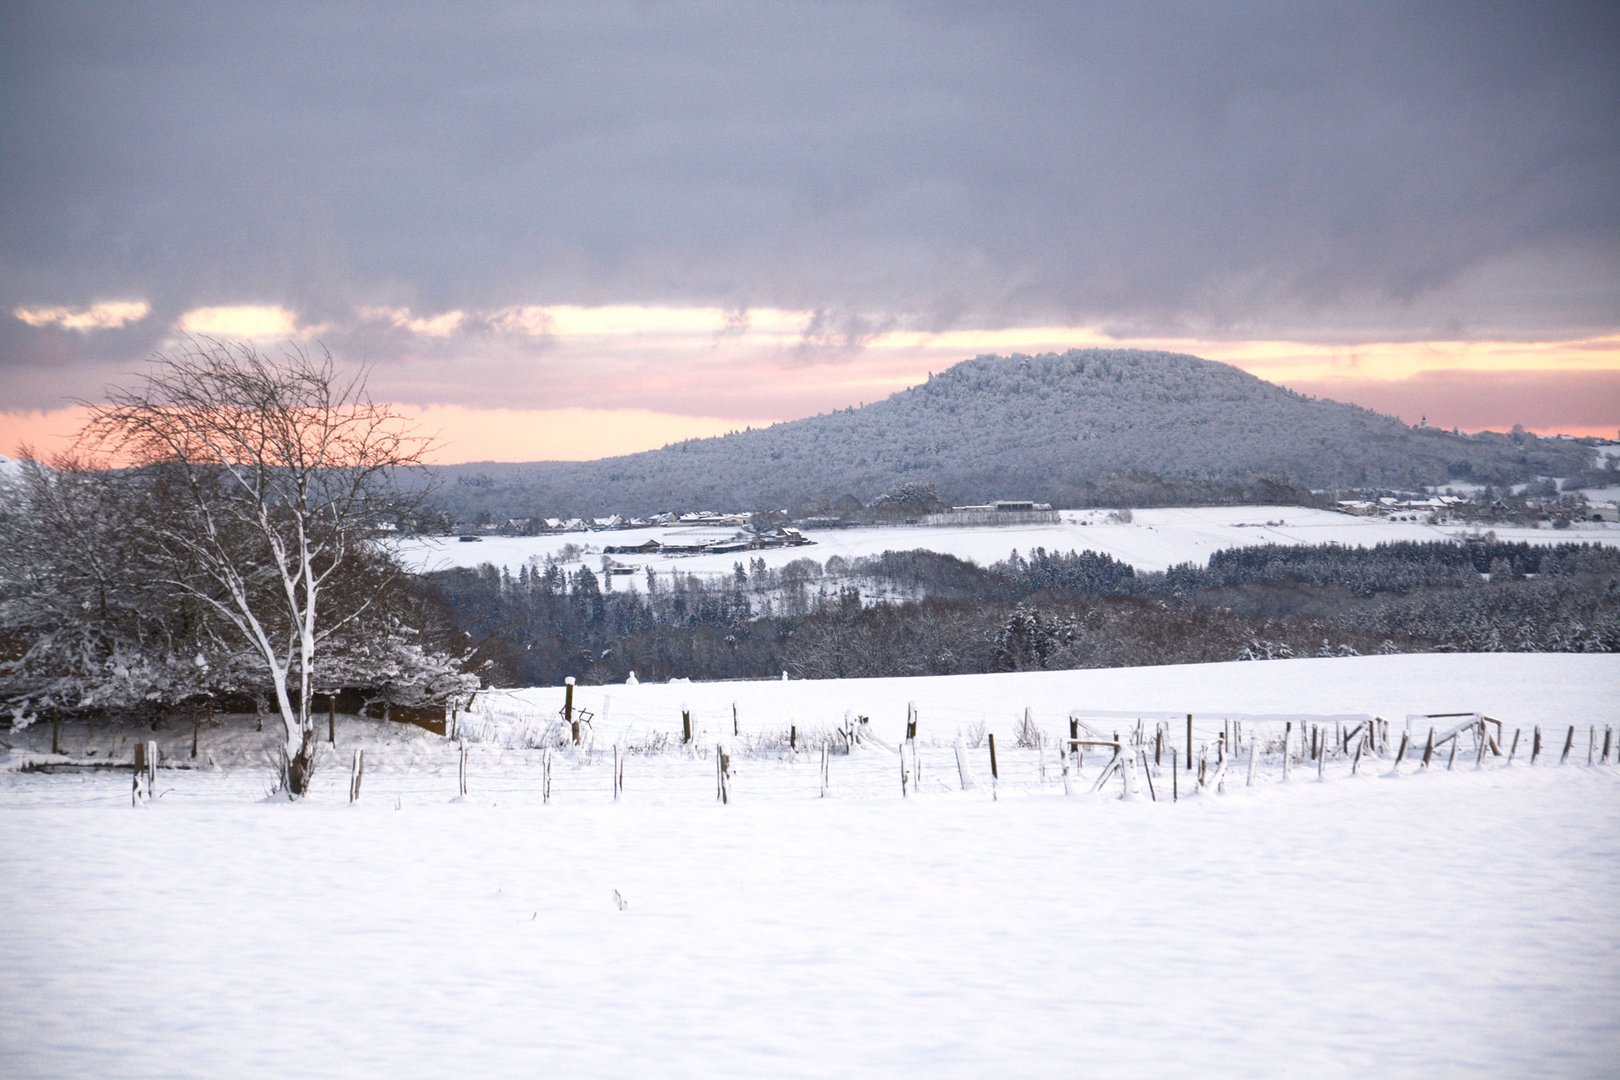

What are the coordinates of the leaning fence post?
(1561, 725, 1575, 765)
(988, 733, 999, 782)
(954, 738, 974, 791)
(349, 748, 364, 803)
(1423, 727, 1436, 769)
(1392, 732, 1409, 774)
(1531, 725, 1542, 765)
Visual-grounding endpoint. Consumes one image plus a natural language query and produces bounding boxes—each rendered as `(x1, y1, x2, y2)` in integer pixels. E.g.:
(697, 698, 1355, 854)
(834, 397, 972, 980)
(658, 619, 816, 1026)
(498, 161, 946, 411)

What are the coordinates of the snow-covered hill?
(418, 350, 1595, 518)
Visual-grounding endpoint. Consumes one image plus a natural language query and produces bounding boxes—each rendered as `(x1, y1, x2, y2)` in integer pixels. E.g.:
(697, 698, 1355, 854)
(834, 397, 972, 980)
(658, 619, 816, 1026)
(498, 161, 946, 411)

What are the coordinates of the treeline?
(423, 540, 1620, 686)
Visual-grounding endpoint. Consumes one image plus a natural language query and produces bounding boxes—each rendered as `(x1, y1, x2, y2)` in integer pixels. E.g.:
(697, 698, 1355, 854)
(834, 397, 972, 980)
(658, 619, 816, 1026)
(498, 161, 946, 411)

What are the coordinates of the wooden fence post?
(132, 741, 156, 805)
(954, 738, 973, 790)
(458, 745, 468, 797)
(1186, 714, 1193, 771)
(988, 733, 999, 782)
(1392, 732, 1409, 774)
(542, 747, 552, 804)
(682, 708, 693, 745)
(191, 715, 200, 760)
(907, 701, 918, 743)
(612, 745, 623, 801)
(1561, 725, 1575, 765)
(716, 745, 732, 804)
(349, 748, 364, 803)
(1531, 725, 1542, 765)
(1170, 748, 1178, 802)
(790, 724, 797, 752)
(1423, 727, 1435, 768)
(1282, 723, 1292, 782)
(1246, 740, 1258, 787)
(820, 746, 830, 798)
(567, 680, 579, 748)
(733, 702, 739, 737)
(1605, 727, 1614, 764)
(1507, 729, 1520, 765)
(329, 698, 337, 746)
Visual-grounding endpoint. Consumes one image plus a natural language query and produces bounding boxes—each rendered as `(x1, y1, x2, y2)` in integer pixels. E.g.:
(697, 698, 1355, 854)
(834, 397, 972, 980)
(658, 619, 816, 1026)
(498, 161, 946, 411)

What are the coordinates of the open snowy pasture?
(397, 504, 1620, 586)
(2, 764, 1617, 1078)
(3, 655, 1618, 1077)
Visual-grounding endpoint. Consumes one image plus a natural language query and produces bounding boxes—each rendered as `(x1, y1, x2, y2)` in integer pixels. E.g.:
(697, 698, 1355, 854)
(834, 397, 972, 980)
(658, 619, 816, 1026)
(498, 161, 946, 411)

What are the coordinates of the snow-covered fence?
(7, 706, 1617, 809)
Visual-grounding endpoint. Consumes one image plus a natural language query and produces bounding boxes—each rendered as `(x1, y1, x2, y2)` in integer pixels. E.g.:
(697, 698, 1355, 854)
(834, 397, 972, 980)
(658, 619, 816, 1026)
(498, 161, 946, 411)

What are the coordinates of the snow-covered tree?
(78, 339, 442, 796)
(0, 454, 226, 721)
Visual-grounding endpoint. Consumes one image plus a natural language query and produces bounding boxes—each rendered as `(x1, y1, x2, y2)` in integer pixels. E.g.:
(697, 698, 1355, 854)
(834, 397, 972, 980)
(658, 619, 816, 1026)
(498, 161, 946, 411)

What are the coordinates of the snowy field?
(396, 504, 1620, 586)
(4, 654, 1619, 1078)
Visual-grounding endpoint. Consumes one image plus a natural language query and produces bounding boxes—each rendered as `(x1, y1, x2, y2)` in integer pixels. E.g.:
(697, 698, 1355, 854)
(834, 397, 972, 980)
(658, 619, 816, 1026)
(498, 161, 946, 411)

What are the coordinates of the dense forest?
(422, 540, 1620, 687)
(416, 350, 1593, 521)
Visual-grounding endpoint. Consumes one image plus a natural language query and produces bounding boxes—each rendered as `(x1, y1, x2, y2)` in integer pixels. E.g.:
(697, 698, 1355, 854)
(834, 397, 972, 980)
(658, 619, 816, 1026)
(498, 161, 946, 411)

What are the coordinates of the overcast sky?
(3, 1, 1616, 461)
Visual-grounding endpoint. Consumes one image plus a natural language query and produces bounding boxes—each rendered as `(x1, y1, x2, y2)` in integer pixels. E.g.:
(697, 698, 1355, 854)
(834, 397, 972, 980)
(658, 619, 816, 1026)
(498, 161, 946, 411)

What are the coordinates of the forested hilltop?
(422, 350, 1590, 521)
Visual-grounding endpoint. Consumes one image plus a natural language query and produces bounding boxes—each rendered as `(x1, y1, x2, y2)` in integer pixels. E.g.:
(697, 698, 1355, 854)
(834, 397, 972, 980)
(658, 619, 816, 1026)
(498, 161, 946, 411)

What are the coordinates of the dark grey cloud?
(2, 0, 1616, 409)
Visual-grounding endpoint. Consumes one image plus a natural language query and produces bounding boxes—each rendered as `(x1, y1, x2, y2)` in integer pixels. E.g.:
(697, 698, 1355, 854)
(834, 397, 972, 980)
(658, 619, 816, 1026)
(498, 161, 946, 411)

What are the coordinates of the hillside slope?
(424, 350, 1586, 517)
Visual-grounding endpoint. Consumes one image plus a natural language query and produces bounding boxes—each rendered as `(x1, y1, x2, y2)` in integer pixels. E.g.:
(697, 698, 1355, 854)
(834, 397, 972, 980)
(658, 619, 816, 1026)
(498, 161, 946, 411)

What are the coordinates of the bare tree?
(81, 339, 434, 796)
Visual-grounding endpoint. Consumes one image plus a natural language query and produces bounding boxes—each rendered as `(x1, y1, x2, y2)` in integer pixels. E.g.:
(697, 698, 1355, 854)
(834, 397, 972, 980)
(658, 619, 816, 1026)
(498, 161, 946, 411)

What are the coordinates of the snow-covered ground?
(4, 655, 1618, 1077)
(396, 505, 1620, 586)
